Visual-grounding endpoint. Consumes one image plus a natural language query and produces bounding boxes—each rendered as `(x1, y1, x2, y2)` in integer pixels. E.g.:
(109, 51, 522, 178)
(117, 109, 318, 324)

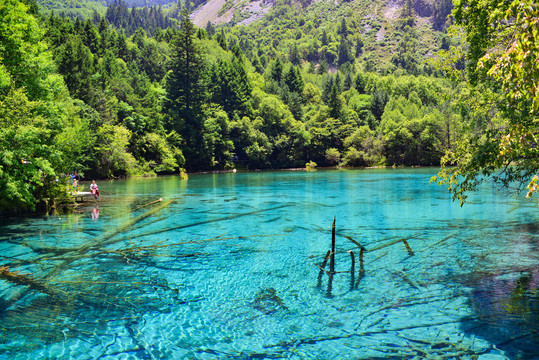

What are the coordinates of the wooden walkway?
(72, 192, 95, 202)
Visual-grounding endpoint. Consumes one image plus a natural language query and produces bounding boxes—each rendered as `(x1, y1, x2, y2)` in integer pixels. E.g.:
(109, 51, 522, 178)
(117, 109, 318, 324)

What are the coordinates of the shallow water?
(0, 168, 538, 359)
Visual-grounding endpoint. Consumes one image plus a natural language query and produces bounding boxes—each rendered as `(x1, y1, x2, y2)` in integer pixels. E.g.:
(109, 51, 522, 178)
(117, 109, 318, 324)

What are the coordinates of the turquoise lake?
(0, 168, 538, 359)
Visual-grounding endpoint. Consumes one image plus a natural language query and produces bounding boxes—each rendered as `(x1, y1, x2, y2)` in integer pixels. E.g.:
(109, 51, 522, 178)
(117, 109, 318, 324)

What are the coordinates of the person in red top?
(90, 180, 99, 199)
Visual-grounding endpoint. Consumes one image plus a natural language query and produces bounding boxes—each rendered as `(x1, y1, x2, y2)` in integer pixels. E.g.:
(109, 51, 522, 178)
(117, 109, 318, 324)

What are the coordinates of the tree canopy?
(432, 0, 539, 204)
(6, 0, 536, 213)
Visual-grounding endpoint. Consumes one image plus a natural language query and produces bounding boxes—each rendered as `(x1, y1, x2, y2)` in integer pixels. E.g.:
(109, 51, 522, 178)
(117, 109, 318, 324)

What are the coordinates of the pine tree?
(370, 83, 389, 121)
(334, 72, 342, 93)
(328, 83, 342, 120)
(117, 32, 128, 60)
(321, 29, 329, 46)
(216, 30, 227, 51)
(337, 18, 348, 36)
(205, 21, 215, 36)
(284, 65, 304, 95)
(82, 19, 100, 54)
(343, 72, 353, 91)
(289, 43, 300, 65)
(269, 57, 284, 83)
(322, 75, 334, 104)
(164, 9, 208, 170)
(317, 59, 328, 75)
(211, 56, 253, 119)
(251, 56, 264, 74)
(354, 71, 366, 94)
(56, 37, 95, 101)
(337, 37, 352, 67)
(98, 17, 109, 57)
(401, 0, 414, 19)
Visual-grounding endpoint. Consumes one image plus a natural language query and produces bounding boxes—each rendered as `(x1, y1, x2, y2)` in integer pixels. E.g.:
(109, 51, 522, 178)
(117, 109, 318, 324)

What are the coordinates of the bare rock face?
(192, 0, 274, 26)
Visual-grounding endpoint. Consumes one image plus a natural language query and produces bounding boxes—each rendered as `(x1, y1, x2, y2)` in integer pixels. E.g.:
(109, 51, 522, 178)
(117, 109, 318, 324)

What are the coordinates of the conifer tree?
(343, 72, 353, 91)
(337, 18, 348, 36)
(269, 57, 284, 83)
(284, 65, 304, 95)
(205, 21, 215, 36)
(354, 71, 366, 94)
(289, 44, 300, 65)
(56, 37, 95, 101)
(322, 75, 334, 104)
(117, 32, 128, 60)
(370, 83, 389, 121)
(216, 30, 227, 51)
(164, 9, 207, 170)
(337, 37, 352, 67)
(321, 29, 329, 46)
(317, 59, 328, 75)
(328, 83, 342, 119)
(82, 19, 100, 54)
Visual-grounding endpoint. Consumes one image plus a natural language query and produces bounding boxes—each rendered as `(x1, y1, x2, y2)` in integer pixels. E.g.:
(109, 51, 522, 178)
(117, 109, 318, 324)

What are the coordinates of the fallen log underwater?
(0, 266, 69, 301)
(0, 199, 174, 310)
(262, 316, 487, 357)
(0, 197, 288, 319)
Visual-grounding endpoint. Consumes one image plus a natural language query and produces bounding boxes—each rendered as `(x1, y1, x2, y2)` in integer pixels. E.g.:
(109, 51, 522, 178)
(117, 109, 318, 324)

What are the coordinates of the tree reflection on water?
(461, 267, 539, 359)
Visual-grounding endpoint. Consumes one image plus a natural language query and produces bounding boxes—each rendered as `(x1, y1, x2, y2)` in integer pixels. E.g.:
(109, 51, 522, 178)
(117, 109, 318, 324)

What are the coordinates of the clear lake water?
(0, 168, 538, 359)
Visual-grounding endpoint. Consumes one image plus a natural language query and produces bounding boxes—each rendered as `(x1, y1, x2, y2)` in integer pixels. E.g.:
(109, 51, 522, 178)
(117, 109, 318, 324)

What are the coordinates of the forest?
(0, 0, 537, 212)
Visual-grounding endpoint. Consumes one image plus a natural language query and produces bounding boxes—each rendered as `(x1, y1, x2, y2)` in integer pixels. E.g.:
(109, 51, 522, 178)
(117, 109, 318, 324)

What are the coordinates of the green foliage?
(209, 57, 253, 119)
(203, 108, 235, 169)
(0, 0, 484, 213)
(433, 0, 539, 204)
(135, 132, 182, 174)
(0, 88, 59, 211)
(0, 0, 82, 212)
(37, 0, 107, 19)
(94, 124, 138, 177)
(325, 148, 340, 165)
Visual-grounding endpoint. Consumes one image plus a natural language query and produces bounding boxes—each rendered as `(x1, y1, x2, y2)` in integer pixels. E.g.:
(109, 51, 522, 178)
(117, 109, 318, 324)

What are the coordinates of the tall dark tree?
(216, 30, 227, 51)
(401, 0, 414, 19)
(432, 0, 453, 30)
(82, 19, 100, 54)
(56, 37, 95, 101)
(284, 65, 304, 95)
(164, 9, 207, 170)
(210, 58, 252, 118)
(328, 83, 342, 119)
(337, 37, 352, 67)
(370, 83, 389, 122)
(343, 72, 353, 91)
(269, 57, 284, 83)
(354, 71, 366, 94)
(321, 29, 329, 46)
(322, 75, 334, 104)
(205, 21, 215, 36)
(117, 32, 128, 60)
(289, 43, 300, 65)
(337, 18, 348, 36)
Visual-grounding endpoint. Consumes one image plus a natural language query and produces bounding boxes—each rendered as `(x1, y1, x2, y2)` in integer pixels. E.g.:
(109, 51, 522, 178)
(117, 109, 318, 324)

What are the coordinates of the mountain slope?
(191, 0, 273, 26)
